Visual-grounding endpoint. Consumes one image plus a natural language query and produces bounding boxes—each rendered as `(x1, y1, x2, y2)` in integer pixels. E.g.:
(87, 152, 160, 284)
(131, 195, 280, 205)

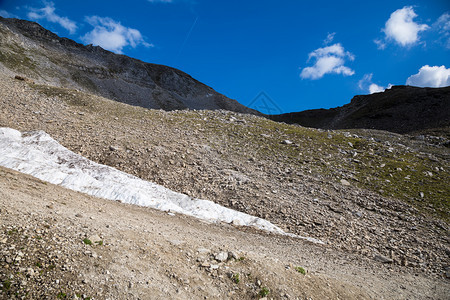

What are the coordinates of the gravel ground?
(1, 166, 448, 300)
(0, 72, 449, 299)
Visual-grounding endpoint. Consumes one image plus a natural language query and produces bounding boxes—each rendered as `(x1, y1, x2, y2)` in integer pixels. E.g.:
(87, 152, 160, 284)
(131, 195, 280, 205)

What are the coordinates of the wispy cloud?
(406, 65, 450, 87)
(26, 1, 77, 34)
(358, 73, 388, 94)
(376, 6, 428, 48)
(82, 16, 153, 54)
(300, 43, 355, 80)
(433, 12, 450, 49)
(147, 0, 174, 3)
(373, 38, 386, 50)
(323, 32, 335, 45)
(0, 10, 18, 18)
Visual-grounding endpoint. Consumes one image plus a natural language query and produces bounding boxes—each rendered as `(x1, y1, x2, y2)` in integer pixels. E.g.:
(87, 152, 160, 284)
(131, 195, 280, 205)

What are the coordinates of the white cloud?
(381, 6, 429, 47)
(406, 65, 450, 87)
(308, 43, 355, 60)
(82, 16, 153, 54)
(26, 1, 77, 34)
(433, 12, 450, 49)
(358, 73, 389, 94)
(300, 43, 355, 80)
(148, 0, 173, 2)
(369, 83, 385, 94)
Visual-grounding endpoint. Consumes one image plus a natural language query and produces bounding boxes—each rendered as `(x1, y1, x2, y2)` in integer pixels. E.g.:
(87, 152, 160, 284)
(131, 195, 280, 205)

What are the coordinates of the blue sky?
(1, 0, 449, 114)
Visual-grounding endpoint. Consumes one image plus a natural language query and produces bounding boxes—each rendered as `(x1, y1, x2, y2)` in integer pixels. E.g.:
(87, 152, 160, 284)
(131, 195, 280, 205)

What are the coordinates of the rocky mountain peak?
(0, 16, 259, 114)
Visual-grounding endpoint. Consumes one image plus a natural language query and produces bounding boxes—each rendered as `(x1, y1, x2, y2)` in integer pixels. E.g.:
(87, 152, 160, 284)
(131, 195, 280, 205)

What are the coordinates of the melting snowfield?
(0, 127, 323, 244)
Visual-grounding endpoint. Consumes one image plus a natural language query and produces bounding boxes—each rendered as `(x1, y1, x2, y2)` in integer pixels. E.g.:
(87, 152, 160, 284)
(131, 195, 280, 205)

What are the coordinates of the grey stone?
(88, 234, 102, 244)
(374, 254, 393, 264)
(215, 252, 228, 262)
(340, 179, 351, 186)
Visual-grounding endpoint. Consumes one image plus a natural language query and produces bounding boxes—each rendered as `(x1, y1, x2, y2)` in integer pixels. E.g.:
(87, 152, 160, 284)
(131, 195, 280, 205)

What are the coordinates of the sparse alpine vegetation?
(295, 266, 306, 275)
(0, 73, 448, 279)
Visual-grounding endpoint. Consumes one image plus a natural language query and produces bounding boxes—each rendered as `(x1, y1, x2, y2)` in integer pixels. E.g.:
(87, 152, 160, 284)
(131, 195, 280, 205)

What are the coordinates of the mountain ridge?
(0, 16, 259, 114)
(2, 17, 449, 135)
(269, 85, 450, 134)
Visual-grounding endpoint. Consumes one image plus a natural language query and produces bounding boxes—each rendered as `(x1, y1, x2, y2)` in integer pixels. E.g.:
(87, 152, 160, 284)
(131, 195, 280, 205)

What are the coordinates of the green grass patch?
(231, 273, 240, 284)
(295, 266, 306, 274)
(82, 238, 92, 245)
(1, 279, 11, 291)
(258, 287, 270, 298)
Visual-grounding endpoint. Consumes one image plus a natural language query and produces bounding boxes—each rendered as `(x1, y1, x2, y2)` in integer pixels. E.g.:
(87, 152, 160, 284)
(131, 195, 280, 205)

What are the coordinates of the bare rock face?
(270, 85, 450, 134)
(0, 16, 259, 114)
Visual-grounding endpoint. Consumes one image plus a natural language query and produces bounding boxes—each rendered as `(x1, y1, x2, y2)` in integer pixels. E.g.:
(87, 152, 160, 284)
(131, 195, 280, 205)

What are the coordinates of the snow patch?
(0, 127, 324, 244)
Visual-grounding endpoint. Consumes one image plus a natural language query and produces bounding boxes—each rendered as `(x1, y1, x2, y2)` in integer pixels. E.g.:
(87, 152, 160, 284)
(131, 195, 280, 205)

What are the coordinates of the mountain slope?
(0, 127, 293, 237)
(5, 165, 447, 300)
(0, 63, 449, 298)
(0, 17, 258, 114)
(270, 85, 450, 134)
(1, 70, 449, 270)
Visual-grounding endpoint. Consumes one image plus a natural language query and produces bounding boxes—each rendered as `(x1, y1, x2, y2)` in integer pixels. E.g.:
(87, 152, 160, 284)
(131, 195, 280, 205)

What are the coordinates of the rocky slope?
(270, 85, 450, 134)
(4, 166, 448, 300)
(0, 16, 449, 300)
(0, 71, 449, 299)
(0, 17, 258, 114)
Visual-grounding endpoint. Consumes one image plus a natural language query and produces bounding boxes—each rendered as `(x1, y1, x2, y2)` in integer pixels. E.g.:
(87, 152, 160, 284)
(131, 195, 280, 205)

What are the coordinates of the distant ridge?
(269, 85, 450, 134)
(0, 17, 259, 114)
(1, 17, 449, 133)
